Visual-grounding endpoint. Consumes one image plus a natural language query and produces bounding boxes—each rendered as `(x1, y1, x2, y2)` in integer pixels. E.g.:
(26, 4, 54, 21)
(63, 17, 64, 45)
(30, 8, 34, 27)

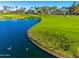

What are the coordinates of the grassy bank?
(0, 13, 37, 19)
(28, 14, 79, 57)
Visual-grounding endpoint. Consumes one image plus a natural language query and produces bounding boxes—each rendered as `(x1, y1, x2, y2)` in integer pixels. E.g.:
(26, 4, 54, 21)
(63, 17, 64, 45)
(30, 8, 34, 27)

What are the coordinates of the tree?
(33, 6, 51, 14)
(15, 6, 18, 9)
(78, 2, 79, 6)
(72, 1, 77, 7)
(71, 1, 79, 15)
(33, 6, 39, 11)
(49, 6, 58, 14)
(3, 6, 8, 10)
(16, 7, 26, 14)
(41, 6, 50, 14)
(2, 6, 14, 13)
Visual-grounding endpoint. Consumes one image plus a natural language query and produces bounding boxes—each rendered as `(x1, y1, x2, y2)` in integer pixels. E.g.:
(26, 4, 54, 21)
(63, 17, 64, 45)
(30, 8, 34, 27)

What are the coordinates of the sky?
(0, 1, 76, 9)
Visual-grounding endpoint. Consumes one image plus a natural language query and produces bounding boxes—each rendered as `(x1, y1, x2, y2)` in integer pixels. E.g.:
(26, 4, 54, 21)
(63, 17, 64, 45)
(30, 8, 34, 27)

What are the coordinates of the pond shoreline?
(27, 32, 62, 58)
(0, 18, 46, 57)
(26, 17, 61, 58)
(0, 17, 26, 19)
(27, 18, 74, 58)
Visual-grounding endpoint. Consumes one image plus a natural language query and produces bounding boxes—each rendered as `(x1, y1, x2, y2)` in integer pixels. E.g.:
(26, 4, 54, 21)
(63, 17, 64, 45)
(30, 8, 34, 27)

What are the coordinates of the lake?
(0, 18, 56, 58)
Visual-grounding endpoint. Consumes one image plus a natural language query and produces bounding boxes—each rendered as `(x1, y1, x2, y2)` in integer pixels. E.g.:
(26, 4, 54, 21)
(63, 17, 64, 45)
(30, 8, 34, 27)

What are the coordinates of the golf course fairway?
(28, 14, 79, 57)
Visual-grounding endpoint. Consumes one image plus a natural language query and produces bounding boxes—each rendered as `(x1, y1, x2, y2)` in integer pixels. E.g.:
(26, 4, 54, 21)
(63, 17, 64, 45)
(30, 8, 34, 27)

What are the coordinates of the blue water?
(0, 18, 56, 58)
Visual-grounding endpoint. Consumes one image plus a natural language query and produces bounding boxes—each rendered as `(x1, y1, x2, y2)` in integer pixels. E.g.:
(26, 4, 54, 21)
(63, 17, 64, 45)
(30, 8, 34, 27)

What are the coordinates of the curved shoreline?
(26, 17, 62, 58)
(27, 17, 75, 58)
(27, 32, 65, 58)
(27, 32, 59, 57)
(27, 32, 75, 58)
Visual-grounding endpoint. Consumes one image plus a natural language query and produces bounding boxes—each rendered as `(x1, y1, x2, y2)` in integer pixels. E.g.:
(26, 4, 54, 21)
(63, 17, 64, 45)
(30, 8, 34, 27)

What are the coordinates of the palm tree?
(33, 6, 39, 11)
(3, 6, 13, 13)
(3, 6, 8, 10)
(15, 6, 18, 9)
(36, 6, 51, 14)
(49, 6, 58, 14)
(72, 6, 79, 14)
(19, 7, 26, 14)
(33, 6, 50, 14)
(16, 7, 26, 14)
(78, 1, 79, 6)
(71, 1, 79, 15)
(72, 1, 77, 7)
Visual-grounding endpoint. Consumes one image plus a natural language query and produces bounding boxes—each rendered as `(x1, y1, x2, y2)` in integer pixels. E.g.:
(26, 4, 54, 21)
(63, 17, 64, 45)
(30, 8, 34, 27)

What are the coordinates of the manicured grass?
(0, 13, 79, 57)
(0, 13, 36, 19)
(28, 14, 79, 57)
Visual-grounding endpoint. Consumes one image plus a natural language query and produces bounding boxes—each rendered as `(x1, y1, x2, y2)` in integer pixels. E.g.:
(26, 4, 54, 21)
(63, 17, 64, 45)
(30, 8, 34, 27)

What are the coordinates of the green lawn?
(0, 13, 79, 57)
(28, 14, 79, 57)
(0, 13, 36, 19)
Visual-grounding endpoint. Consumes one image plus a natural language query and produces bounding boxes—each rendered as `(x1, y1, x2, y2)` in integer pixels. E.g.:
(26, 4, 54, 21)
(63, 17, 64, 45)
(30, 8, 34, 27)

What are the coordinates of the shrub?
(44, 31, 74, 51)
